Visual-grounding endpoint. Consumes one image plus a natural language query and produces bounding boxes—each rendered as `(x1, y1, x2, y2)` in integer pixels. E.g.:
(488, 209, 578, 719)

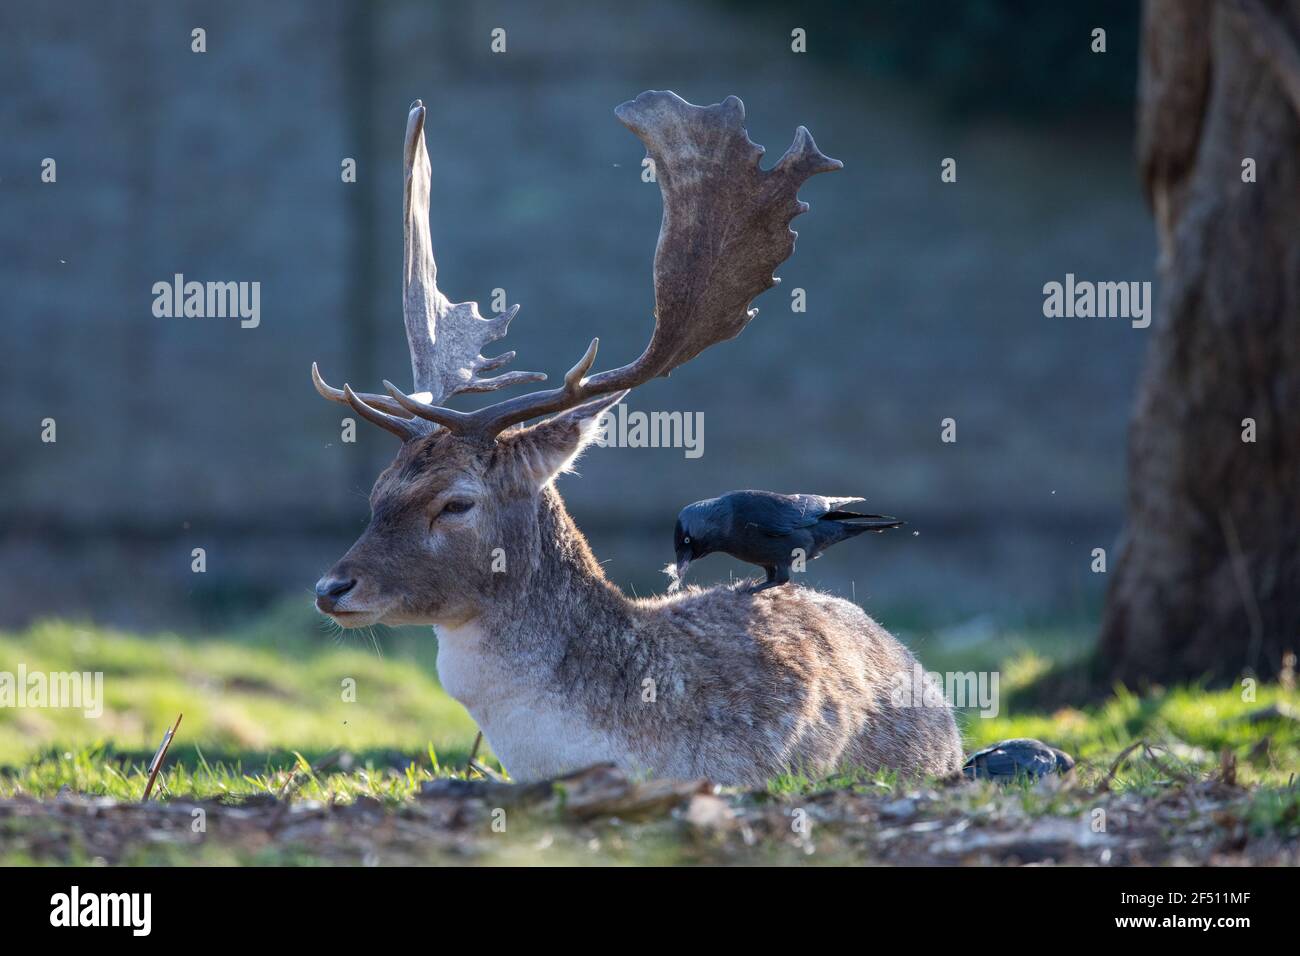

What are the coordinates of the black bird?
(673, 490, 903, 594)
(962, 739, 1075, 782)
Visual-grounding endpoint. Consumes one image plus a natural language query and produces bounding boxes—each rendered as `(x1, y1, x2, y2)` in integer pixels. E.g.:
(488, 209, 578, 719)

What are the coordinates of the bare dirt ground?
(4, 765, 1295, 866)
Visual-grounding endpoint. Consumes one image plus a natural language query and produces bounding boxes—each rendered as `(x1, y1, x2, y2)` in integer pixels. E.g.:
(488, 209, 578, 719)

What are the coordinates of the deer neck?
(434, 485, 636, 778)
(435, 484, 631, 707)
(499, 482, 629, 632)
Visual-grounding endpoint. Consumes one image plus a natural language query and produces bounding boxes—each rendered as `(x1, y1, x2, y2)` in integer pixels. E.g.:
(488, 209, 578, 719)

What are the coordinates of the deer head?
(312, 92, 840, 628)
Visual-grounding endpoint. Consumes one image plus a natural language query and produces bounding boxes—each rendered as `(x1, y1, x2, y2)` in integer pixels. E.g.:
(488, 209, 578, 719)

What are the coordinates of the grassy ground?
(1, 605, 1297, 864)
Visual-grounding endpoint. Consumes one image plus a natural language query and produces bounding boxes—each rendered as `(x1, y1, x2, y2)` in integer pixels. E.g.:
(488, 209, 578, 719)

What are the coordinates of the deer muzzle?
(315, 574, 357, 614)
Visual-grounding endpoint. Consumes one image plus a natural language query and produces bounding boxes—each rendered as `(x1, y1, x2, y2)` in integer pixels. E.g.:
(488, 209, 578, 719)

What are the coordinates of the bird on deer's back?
(673, 490, 903, 593)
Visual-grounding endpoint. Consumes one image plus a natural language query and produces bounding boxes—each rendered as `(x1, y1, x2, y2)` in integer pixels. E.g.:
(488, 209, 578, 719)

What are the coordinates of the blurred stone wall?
(0, 0, 1153, 629)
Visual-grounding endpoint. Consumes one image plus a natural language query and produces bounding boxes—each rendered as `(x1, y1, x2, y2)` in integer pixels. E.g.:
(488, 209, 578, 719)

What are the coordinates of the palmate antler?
(314, 91, 841, 440)
(311, 99, 546, 439)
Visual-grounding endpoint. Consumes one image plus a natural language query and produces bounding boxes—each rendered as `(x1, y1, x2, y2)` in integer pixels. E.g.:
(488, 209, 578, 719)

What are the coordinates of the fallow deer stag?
(312, 91, 962, 785)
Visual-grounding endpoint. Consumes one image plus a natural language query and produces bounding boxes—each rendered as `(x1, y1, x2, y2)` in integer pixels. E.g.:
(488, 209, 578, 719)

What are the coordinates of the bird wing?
(736, 492, 840, 536)
(815, 495, 869, 512)
(806, 496, 898, 523)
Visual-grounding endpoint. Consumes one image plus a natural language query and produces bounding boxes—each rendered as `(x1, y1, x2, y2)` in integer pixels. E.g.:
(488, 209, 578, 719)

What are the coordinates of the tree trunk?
(1100, 0, 1300, 685)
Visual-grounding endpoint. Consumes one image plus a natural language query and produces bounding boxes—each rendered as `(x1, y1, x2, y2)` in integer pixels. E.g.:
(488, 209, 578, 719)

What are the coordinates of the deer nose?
(315, 576, 357, 613)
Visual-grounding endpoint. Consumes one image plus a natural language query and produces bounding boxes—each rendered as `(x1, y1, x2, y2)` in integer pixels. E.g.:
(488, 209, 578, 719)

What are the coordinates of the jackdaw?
(962, 738, 1076, 782)
(673, 490, 903, 594)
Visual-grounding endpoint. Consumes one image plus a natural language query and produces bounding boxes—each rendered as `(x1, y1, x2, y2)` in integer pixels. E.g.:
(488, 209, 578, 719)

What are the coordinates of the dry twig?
(142, 713, 183, 802)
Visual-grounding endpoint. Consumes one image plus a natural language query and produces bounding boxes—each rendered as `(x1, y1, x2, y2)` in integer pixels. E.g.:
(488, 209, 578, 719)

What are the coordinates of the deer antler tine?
(312, 362, 345, 403)
(565, 338, 600, 391)
(382, 380, 474, 431)
(313, 363, 418, 418)
(476, 350, 518, 373)
(457, 370, 549, 393)
(343, 384, 424, 441)
(775, 126, 845, 179)
(484, 304, 521, 340)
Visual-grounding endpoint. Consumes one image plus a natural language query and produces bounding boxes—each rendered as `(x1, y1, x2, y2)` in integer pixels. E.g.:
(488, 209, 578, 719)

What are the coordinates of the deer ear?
(506, 390, 627, 488)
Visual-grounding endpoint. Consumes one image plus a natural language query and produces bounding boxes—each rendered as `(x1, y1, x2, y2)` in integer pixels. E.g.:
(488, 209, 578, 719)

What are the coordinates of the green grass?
(913, 623, 1300, 791)
(1, 607, 1297, 864)
(0, 604, 487, 802)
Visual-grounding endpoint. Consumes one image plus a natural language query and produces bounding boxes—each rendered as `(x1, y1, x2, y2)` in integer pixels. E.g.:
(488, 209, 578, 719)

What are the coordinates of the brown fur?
(319, 414, 963, 785)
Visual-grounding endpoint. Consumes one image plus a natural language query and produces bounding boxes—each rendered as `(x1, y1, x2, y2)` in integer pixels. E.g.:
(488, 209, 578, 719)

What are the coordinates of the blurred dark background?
(0, 0, 1150, 631)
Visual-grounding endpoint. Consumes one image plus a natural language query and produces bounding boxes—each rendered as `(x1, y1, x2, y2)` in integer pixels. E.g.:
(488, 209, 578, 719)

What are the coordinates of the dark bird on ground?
(962, 738, 1075, 782)
(673, 490, 903, 594)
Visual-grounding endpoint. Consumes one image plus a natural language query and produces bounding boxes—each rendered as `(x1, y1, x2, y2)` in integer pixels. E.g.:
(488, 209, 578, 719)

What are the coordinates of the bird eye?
(683, 535, 691, 544)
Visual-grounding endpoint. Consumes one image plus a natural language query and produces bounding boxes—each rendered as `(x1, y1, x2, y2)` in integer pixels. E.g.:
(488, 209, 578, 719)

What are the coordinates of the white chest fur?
(434, 621, 630, 782)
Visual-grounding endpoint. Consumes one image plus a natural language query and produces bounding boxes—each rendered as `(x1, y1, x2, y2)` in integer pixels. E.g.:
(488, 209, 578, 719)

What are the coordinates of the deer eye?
(430, 499, 474, 529)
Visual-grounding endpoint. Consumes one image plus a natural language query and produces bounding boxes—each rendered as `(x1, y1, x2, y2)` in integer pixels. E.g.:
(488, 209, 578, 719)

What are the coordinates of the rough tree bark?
(1100, 0, 1300, 684)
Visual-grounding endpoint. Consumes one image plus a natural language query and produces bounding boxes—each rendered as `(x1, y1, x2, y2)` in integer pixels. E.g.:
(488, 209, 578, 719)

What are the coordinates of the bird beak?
(675, 556, 691, 584)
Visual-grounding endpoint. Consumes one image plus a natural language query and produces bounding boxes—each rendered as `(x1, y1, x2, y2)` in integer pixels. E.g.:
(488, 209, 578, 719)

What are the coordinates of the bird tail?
(832, 513, 904, 534)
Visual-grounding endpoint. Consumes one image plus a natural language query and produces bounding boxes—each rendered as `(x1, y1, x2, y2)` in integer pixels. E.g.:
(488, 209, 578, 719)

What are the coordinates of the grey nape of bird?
(673, 490, 904, 594)
(962, 738, 1075, 782)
